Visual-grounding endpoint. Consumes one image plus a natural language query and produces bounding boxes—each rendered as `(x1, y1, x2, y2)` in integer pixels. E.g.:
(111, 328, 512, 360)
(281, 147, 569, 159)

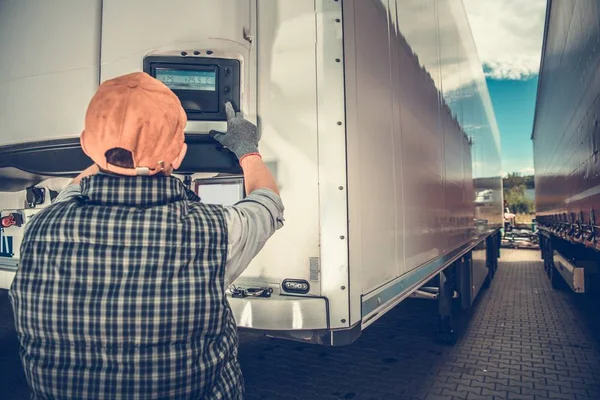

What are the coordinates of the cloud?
(501, 166, 535, 178)
(519, 166, 535, 176)
(463, 0, 547, 80)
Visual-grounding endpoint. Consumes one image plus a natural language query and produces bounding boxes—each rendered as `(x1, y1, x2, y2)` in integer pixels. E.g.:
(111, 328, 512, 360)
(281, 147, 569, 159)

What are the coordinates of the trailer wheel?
(436, 268, 457, 346)
(436, 331, 457, 345)
(482, 272, 491, 289)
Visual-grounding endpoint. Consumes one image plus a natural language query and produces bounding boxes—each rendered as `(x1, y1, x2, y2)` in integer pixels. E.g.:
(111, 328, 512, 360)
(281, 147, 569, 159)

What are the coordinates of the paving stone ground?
(1, 250, 600, 399)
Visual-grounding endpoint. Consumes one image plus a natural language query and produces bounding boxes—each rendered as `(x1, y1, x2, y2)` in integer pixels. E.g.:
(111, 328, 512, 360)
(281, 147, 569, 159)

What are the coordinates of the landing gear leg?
(436, 268, 456, 345)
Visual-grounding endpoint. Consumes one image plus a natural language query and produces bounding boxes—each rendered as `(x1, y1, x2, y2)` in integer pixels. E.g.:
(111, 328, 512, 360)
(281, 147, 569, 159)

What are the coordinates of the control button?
(224, 86, 231, 94)
(224, 68, 231, 76)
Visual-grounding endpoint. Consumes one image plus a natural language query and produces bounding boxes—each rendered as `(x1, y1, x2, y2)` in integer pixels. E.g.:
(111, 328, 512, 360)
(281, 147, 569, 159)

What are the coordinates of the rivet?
(335, 18, 341, 23)
(341, 286, 346, 290)
(337, 121, 343, 126)
(341, 319, 346, 323)
(335, 58, 341, 63)
(340, 235, 345, 240)
(206, 50, 214, 55)
(338, 186, 344, 190)
(180, 51, 188, 56)
(193, 50, 200, 55)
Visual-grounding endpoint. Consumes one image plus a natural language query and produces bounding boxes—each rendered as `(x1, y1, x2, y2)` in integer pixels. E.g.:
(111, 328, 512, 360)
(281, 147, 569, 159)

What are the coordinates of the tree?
(503, 172, 534, 190)
(504, 183, 535, 214)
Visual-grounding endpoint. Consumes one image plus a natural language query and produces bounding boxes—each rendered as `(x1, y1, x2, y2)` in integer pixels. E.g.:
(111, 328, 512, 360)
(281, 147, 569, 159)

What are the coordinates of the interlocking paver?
(521, 386, 549, 397)
(1, 249, 599, 399)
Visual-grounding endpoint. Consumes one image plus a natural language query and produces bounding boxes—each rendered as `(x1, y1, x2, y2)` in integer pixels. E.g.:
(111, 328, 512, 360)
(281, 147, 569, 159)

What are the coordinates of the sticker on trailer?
(0, 230, 14, 257)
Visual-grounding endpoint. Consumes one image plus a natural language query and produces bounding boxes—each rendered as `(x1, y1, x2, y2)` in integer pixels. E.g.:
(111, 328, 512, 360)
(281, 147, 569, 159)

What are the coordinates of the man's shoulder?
(31, 200, 72, 221)
(21, 200, 77, 242)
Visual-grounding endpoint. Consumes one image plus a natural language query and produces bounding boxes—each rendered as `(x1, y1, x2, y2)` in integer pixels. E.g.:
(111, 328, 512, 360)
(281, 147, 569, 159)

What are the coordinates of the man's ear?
(171, 143, 188, 170)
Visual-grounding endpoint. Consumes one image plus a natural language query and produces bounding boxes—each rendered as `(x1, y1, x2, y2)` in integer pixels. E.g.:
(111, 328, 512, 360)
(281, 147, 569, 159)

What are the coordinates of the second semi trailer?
(0, 0, 503, 345)
(533, 0, 600, 294)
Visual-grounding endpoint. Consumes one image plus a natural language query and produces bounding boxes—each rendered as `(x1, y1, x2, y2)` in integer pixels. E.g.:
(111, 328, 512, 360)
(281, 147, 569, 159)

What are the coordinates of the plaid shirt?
(9, 174, 243, 399)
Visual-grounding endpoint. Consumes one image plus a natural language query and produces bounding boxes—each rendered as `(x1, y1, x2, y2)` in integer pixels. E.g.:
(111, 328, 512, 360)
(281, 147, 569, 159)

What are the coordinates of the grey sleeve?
(52, 184, 82, 204)
(223, 188, 285, 286)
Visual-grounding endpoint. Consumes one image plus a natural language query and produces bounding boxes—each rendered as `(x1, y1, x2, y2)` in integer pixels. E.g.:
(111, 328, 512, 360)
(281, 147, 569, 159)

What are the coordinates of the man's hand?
(209, 102, 260, 161)
(210, 102, 279, 195)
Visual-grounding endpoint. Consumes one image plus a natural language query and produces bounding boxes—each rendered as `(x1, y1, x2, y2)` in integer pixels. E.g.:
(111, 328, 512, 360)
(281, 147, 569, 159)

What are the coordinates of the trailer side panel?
(533, 0, 600, 225)
(343, 0, 503, 324)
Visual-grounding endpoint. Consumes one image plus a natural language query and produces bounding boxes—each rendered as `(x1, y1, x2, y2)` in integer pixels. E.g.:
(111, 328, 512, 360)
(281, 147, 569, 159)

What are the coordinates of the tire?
(436, 330, 457, 346)
(482, 271, 491, 289)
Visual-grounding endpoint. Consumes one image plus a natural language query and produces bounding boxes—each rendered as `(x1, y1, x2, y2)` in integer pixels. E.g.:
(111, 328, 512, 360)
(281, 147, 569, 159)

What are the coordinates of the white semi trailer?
(0, 0, 503, 345)
(533, 0, 600, 293)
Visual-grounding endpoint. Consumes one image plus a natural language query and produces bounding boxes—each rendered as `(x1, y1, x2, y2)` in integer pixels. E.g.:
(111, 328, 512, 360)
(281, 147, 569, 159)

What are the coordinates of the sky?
(462, 0, 547, 177)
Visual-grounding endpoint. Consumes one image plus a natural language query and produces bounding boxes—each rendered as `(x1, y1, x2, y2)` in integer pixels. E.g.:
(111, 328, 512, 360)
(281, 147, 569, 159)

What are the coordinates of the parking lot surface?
(2, 250, 600, 399)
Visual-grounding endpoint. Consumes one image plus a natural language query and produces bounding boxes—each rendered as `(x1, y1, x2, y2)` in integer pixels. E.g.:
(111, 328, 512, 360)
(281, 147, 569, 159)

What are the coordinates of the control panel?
(143, 55, 241, 121)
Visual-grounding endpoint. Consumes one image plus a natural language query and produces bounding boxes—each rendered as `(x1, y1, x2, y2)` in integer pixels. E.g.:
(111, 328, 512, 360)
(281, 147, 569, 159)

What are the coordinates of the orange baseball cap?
(80, 72, 188, 176)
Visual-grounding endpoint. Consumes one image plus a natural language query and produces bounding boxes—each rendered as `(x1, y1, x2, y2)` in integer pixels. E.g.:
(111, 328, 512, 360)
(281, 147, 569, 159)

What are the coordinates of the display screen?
(196, 180, 244, 206)
(155, 69, 217, 91)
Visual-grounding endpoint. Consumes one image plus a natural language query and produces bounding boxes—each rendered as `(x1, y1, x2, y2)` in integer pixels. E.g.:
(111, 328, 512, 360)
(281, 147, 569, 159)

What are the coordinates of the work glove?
(209, 102, 260, 160)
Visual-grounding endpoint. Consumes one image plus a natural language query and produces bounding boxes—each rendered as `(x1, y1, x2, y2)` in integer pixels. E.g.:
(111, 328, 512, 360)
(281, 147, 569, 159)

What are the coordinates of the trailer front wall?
(533, 0, 600, 224)
(0, 0, 325, 295)
(343, 0, 502, 318)
(100, 0, 324, 293)
(0, 0, 101, 146)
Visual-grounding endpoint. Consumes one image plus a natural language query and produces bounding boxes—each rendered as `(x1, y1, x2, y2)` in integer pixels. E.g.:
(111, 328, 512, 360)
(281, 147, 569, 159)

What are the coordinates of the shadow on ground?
(239, 297, 469, 400)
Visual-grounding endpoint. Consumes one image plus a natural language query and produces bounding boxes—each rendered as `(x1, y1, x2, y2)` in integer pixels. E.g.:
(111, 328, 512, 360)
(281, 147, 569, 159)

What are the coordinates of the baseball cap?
(80, 72, 188, 176)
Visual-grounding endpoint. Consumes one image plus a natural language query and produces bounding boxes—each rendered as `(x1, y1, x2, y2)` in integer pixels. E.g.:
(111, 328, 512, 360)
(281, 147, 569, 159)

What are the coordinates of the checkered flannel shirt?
(9, 174, 277, 399)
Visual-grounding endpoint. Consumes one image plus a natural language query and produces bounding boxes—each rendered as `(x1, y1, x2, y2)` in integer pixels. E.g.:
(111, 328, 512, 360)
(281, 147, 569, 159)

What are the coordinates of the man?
(9, 72, 284, 399)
